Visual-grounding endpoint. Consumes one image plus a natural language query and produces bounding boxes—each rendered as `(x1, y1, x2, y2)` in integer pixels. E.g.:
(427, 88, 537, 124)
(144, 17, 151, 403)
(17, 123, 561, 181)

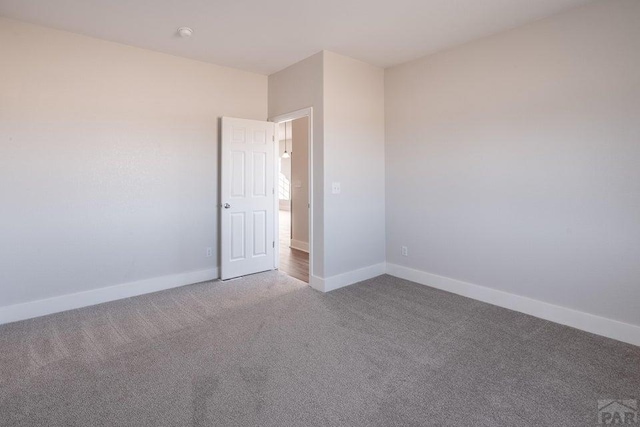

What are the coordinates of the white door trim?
(269, 107, 313, 282)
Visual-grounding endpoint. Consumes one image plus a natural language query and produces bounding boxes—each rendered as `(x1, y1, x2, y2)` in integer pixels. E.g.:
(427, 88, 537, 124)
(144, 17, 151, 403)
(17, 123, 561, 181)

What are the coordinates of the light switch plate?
(332, 182, 341, 194)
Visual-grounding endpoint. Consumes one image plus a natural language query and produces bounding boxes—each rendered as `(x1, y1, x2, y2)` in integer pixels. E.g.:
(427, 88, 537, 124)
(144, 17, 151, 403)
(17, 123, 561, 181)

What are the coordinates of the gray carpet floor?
(0, 272, 638, 426)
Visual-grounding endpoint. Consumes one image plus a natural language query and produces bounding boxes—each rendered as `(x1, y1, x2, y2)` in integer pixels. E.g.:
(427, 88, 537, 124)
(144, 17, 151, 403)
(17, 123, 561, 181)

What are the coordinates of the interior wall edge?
(311, 262, 387, 293)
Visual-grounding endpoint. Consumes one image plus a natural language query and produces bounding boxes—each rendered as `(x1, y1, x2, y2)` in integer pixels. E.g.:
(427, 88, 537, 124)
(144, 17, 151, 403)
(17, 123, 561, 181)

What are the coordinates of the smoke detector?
(177, 27, 194, 38)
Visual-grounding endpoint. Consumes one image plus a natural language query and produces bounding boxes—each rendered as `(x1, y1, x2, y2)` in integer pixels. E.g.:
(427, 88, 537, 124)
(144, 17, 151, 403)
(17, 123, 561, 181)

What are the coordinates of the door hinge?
(272, 135, 275, 142)
(272, 241, 275, 248)
(272, 187, 275, 194)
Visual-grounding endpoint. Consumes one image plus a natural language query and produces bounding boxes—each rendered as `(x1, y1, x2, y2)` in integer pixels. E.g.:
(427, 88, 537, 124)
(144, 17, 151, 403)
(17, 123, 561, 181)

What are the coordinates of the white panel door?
(221, 117, 276, 280)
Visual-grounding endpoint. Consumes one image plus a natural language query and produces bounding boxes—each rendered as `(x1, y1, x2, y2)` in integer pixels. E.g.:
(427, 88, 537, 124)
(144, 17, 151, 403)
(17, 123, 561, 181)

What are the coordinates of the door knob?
(224, 203, 231, 209)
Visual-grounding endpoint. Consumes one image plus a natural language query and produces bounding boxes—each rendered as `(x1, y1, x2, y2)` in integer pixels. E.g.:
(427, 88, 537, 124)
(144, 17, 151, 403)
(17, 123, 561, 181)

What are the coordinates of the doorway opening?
(271, 109, 312, 283)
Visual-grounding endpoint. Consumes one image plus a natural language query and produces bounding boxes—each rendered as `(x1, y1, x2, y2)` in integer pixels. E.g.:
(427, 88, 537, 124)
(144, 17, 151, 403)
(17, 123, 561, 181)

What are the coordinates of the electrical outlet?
(401, 246, 408, 257)
(205, 247, 212, 257)
(331, 182, 341, 194)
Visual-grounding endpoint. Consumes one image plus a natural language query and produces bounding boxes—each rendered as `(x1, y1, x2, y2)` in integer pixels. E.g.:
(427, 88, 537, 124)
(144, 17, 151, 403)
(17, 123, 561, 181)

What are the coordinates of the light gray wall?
(291, 117, 309, 246)
(269, 51, 386, 279)
(323, 51, 386, 276)
(0, 17, 267, 307)
(385, 0, 640, 326)
(268, 52, 325, 276)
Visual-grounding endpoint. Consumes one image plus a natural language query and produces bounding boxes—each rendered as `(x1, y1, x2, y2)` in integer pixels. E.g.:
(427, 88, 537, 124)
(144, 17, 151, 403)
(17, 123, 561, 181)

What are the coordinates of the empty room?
(0, 0, 639, 425)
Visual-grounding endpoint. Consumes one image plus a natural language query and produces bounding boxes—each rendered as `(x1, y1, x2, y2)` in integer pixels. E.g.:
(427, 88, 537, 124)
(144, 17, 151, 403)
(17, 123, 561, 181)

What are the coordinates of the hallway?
(279, 209, 309, 282)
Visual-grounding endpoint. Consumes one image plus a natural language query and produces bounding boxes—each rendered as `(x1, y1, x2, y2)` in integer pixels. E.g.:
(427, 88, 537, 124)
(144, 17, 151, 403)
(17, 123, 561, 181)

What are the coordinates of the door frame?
(269, 107, 313, 281)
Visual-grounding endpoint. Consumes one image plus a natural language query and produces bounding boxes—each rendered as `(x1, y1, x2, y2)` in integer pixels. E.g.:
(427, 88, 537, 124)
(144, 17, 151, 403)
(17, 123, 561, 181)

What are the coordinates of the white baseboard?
(311, 262, 386, 293)
(309, 275, 325, 292)
(0, 267, 219, 326)
(8, 262, 635, 348)
(385, 263, 640, 347)
(289, 239, 309, 253)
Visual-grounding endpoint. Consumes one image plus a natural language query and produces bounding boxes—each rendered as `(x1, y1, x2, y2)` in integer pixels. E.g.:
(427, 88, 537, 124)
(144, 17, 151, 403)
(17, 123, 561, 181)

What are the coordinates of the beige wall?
(278, 122, 292, 196)
(291, 117, 309, 248)
(385, 0, 640, 326)
(6, 0, 636, 332)
(0, 17, 267, 307)
(323, 51, 386, 277)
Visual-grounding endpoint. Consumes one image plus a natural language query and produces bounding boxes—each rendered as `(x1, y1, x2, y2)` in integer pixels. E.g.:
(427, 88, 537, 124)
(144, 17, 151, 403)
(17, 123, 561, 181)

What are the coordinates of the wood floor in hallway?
(279, 209, 309, 282)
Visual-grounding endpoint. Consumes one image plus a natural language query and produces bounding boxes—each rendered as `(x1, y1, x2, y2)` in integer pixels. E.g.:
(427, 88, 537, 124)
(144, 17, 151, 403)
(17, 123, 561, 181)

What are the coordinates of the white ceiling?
(0, 0, 595, 75)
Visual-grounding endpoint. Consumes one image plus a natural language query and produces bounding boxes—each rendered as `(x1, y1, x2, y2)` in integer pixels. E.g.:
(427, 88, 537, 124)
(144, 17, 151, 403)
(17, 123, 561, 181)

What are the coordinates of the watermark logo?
(598, 400, 637, 425)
